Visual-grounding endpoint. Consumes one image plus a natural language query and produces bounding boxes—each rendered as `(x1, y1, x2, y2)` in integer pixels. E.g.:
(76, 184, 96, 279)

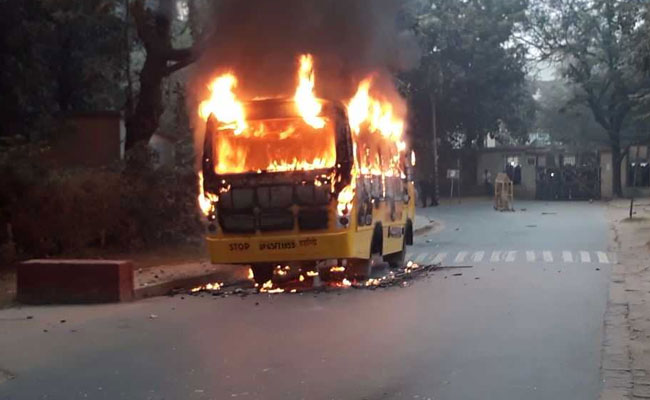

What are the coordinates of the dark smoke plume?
(190, 0, 419, 101)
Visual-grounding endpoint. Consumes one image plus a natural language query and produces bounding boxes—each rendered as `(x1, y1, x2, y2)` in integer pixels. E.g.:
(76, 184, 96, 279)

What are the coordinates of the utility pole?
(431, 93, 440, 206)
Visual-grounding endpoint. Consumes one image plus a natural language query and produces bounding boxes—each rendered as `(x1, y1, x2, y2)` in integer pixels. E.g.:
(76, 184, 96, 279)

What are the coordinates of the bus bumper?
(205, 230, 372, 264)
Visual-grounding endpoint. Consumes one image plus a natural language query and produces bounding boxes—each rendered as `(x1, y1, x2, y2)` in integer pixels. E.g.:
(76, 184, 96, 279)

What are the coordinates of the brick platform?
(17, 260, 134, 304)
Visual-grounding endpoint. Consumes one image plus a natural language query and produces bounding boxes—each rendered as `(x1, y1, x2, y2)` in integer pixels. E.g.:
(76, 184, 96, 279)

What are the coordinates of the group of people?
(417, 176, 438, 207)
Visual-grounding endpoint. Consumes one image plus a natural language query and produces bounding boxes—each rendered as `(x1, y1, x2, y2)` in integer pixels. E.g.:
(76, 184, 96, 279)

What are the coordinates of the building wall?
(620, 154, 650, 198)
(600, 151, 650, 199)
(518, 155, 537, 199)
(476, 151, 537, 199)
(476, 152, 504, 187)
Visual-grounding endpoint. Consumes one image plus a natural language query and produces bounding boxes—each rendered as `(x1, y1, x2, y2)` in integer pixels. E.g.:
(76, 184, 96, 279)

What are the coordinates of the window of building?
(563, 155, 576, 166)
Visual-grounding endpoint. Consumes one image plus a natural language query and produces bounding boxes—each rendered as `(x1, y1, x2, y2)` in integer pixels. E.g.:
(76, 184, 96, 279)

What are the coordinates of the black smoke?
(190, 0, 419, 101)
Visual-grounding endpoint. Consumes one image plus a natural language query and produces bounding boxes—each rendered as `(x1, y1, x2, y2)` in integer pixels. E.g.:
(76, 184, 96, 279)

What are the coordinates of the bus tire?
(346, 225, 384, 280)
(371, 224, 383, 255)
(385, 239, 406, 269)
(405, 219, 414, 246)
(250, 263, 274, 284)
(345, 259, 372, 280)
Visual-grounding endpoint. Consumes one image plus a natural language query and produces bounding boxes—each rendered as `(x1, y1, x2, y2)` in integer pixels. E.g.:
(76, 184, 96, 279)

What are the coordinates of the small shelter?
(494, 173, 514, 211)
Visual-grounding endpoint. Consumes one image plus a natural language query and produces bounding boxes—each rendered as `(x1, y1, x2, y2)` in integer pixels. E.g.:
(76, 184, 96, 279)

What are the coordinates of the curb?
(135, 270, 248, 299)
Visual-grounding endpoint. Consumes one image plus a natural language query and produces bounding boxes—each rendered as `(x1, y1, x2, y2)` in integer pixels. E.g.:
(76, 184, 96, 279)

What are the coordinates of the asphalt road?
(0, 199, 612, 400)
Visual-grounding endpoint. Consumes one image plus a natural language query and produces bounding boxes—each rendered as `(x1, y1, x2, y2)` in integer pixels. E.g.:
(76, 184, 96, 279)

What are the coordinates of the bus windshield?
(210, 116, 337, 175)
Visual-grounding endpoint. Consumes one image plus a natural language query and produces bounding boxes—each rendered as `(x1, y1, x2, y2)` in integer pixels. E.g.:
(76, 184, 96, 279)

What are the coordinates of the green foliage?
(0, 142, 203, 262)
(634, 5, 650, 121)
(529, 0, 650, 195)
(529, 0, 648, 142)
(0, 0, 126, 139)
(402, 0, 534, 147)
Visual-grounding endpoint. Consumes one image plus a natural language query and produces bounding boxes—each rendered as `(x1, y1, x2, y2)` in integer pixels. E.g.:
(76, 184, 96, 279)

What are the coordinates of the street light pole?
(431, 93, 440, 206)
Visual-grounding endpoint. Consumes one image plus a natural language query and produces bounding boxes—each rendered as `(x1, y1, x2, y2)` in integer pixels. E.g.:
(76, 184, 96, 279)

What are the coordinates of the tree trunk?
(125, 0, 196, 150)
(611, 143, 623, 197)
(430, 91, 440, 206)
(125, 57, 166, 149)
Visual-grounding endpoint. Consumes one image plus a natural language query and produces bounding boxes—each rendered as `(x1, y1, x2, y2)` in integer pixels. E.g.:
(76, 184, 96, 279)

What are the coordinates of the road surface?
(0, 199, 612, 400)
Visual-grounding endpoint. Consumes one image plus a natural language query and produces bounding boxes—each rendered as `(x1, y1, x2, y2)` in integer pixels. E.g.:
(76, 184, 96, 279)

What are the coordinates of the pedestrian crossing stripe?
(596, 251, 609, 264)
(454, 251, 468, 263)
(526, 251, 535, 262)
(543, 251, 553, 262)
(432, 252, 447, 264)
(407, 250, 614, 265)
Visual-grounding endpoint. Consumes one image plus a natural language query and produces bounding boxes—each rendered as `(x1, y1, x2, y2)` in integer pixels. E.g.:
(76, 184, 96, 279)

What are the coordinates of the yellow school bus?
(200, 98, 415, 283)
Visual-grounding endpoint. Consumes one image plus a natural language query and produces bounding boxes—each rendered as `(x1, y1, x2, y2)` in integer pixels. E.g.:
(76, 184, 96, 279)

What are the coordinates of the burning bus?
(198, 54, 415, 284)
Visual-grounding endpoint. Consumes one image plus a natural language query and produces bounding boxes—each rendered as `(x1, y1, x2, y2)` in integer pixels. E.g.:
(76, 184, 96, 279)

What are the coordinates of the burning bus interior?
(198, 54, 411, 223)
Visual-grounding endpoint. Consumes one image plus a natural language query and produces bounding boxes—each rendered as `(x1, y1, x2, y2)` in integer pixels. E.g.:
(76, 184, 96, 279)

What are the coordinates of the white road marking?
(543, 251, 553, 262)
(597, 251, 610, 264)
(526, 251, 535, 262)
(412, 248, 611, 265)
(424, 254, 437, 264)
(454, 251, 468, 263)
(432, 253, 447, 264)
(414, 253, 428, 263)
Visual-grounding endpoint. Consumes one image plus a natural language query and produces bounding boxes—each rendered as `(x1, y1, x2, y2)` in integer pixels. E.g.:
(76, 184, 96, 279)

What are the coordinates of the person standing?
(418, 178, 430, 207)
(427, 174, 438, 206)
(484, 169, 493, 196)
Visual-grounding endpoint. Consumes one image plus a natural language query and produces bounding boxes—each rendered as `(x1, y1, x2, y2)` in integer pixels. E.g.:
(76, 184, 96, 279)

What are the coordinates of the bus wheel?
(384, 239, 406, 269)
(405, 219, 414, 246)
(345, 259, 372, 281)
(345, 255, 382, 281)
(250, 263, 274, 284)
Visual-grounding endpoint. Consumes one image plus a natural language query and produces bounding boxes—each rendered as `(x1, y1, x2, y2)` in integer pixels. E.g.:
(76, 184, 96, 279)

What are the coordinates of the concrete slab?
(17, 260, 133, 304)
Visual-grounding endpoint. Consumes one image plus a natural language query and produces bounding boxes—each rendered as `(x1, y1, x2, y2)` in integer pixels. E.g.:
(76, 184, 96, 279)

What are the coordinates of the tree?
(529, 0, 650, 196)
(634, 5, 650, 121)
(125, 0, 199, 149)
(399, 0, 533, 198)
(0, 0, 125, 139)
(534, 79, 608, 147)
(403, 0, 533, 148)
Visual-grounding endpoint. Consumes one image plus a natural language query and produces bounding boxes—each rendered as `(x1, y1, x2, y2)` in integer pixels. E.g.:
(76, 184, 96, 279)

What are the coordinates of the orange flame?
(197, 171, 218, 216)
(198, 59, 336, 175)
(348, 78, 405, 142)
(199, 74, 247, 134)
(347, 78, 407, 178)
(337, 183, 355, 215)
(294, 54, 326, 129)
(347, 78, 372, 135)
